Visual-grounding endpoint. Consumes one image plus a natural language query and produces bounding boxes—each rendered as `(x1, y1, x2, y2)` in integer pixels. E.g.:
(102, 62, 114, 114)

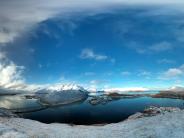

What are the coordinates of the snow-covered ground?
(1, 107, 184, 138)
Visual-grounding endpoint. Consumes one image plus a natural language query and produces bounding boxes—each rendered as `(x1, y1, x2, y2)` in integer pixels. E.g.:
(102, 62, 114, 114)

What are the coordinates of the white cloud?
(160, 64, 184, 79)
(90, 80, 108, 85)
(121, 71, 131, 76)
(138, 70, 151, 76)
(127, 41, 174, 54)
(149, 42, 173, 52)
(84, 72, 95, 76)
(163, 68, 183, 78)
(138, 70, 151, 79)
(157, 59, 175, 64)
(80, 49, 108, 61)
(0, 60, 25, 88)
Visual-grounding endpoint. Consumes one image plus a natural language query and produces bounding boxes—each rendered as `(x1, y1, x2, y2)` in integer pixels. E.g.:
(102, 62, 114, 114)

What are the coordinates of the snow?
(1, 108, 184, 138)
(0, 124, 27, 138)
(35, 89, 88, 106)
(169, 86, 184, 92)
(0, 83, 88, 108)
(47, 83, 86, 91)
(104, 87, 149, 94)
(0, 83, 87, 95)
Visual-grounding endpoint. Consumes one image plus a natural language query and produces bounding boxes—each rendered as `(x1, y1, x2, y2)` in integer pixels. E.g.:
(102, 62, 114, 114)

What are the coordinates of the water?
(0, 95, 44, 112)
(0, 94, 184, 125)
(20, 96, 184, 125)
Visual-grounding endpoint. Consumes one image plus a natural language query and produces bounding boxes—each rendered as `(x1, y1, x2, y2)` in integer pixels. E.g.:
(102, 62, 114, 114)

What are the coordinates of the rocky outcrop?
(106, 92, 143, 99)
(88, 96, 113, 105)
(153, 91, 184, 99)
(0, 108, 18, 118)
(127, 106, 181, 120)
(152, 86, 184, 99)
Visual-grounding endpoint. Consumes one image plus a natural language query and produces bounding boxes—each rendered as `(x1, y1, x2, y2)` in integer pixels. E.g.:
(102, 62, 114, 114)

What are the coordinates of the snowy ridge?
(46, 83, 86, 92)
(104, 87, 149, 94)
(169, 86, 184, 92)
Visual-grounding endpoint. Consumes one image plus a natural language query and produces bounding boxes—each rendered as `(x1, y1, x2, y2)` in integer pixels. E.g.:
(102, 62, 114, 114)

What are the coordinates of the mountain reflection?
(0, 95, 44, 112)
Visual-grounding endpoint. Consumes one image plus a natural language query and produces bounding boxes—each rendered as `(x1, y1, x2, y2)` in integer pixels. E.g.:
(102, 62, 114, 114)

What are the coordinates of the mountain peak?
(47, 83, 86, 91)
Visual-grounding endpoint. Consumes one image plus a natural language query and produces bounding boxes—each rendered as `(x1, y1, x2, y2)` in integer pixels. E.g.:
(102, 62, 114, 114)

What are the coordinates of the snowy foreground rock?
(1, 107, 184, 138)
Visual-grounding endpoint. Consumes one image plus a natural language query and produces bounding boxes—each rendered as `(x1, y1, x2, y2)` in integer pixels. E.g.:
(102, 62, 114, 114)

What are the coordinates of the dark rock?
(0, 108, 18, 118)
(88, 96, 113, 105)
(152, 91, 184, 99)
(127, 106, 181, 120)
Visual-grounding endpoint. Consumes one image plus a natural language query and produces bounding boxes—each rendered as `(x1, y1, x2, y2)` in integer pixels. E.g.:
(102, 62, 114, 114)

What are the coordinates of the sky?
(0, 0, 184, 90)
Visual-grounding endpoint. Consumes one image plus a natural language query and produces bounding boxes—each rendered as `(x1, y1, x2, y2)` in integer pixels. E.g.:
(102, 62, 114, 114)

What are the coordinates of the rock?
(106, 93, 143, 99)
(153, 90, 184, 99)
(36, 90, 88, 106)
(127, 112, 143, 120)
(127, 106, 181, 120)
(143, 106, 181, 114)
(0, 108, 18, 118)
(88, 96, 112, 105)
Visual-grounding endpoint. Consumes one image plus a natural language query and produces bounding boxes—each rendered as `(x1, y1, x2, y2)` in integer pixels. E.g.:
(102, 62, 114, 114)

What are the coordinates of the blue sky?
(0, 1, 184, 90)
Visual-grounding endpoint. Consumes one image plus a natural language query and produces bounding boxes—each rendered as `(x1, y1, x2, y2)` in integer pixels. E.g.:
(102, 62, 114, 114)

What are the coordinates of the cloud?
(160, 64, 184, 79)
(138, 71, 151, 76)
(90, 80, 108, 85)
(1, 0, 184, 44)
(84, 72, 95, 76)
(163, 68, 183, 78)
(129, 41, 174, 54)
(0, 59, 25, 88)
(87, 79, 109, 91)
(149, 42, 173, 52)
(80, 48, 108, 61)
(121, 71, 131, 76)
(138, 70, 152, 79)
(157, 59, 175, 64)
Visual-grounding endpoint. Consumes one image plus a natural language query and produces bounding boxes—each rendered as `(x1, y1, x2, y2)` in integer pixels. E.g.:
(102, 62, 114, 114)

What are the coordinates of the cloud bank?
(1, 0, 184, 44)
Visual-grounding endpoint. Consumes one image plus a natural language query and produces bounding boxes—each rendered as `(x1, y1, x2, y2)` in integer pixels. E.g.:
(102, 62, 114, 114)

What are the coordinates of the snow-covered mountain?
(47, 83, 86, 91)
(168, 86, 184, 92)
(104, 87, 149, 94)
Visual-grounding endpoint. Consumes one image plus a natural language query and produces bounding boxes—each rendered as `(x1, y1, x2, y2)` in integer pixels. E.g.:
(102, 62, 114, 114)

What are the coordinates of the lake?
(19, 96, 184, 125)
(0, 93, 184, 125)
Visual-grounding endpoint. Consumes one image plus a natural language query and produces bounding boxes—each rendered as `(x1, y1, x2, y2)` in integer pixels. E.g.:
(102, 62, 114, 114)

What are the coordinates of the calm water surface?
(20, 96, 184, 125)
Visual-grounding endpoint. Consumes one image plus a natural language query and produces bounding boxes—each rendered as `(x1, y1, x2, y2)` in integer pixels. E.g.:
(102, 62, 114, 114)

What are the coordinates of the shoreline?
(0, 106, 184, 138)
